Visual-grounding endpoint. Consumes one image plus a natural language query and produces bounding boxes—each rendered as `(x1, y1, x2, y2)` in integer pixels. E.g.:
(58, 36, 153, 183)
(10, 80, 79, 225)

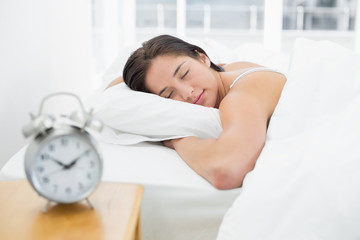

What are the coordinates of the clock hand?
(65, 149, 90, 169)
(45, 168, 65, 178)
(48, 156, 66, 168)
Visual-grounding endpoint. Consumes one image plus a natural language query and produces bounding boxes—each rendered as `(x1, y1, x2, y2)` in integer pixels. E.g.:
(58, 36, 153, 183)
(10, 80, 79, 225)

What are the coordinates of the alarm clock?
(22, 92, 103, 211)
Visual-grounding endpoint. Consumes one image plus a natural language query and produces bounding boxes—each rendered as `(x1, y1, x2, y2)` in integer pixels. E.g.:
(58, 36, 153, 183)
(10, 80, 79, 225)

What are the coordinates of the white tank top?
(230, 67, 284, 88)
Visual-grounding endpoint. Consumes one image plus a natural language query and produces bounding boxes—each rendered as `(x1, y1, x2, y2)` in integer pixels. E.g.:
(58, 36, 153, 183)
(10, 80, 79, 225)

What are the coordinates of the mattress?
(1, 140, 241, 240)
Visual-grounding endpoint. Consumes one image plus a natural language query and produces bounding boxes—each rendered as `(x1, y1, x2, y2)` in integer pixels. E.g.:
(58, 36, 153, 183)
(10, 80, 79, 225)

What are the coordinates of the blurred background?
(0, 0, 359, 169)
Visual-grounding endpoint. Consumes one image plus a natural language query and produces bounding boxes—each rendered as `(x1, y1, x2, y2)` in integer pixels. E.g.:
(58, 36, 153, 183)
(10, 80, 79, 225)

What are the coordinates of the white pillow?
(235, 42, 291, 73)
(90, 83, 222, 145)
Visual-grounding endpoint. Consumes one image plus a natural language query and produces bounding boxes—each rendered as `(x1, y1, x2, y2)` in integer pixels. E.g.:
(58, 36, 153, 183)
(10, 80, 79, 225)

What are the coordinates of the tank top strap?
(230, 67, 284, 88)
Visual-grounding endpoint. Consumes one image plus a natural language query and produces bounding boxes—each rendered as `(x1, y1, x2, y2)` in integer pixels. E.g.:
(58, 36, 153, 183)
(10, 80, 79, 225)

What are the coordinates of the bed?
(2, 38, 360, 239)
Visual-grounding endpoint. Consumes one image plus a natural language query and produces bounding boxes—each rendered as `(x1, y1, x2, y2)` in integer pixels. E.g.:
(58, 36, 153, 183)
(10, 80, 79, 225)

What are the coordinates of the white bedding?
(89, 83, 222, 145)
(217, 39, 360, 239)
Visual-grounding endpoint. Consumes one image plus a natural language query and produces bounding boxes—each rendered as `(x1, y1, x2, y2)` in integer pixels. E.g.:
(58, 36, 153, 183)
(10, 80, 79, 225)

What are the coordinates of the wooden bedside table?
(0, 180, 144, 240)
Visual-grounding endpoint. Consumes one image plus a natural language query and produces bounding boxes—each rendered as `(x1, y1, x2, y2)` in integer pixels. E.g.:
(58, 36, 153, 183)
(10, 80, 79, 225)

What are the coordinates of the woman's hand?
(162, 138, 181, 149)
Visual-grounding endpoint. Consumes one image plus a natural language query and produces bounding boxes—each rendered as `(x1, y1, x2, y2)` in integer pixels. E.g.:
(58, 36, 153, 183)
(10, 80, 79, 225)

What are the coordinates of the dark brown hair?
(123, 34, 223, 93)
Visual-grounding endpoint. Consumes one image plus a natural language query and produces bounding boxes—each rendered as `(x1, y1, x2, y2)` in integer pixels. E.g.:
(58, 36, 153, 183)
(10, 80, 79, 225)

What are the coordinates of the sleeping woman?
(106, 34, 287, 190)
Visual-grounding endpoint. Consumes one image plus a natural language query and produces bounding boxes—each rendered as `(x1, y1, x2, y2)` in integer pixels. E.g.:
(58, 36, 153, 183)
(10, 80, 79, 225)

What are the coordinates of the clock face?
(25, 127, 102, 203)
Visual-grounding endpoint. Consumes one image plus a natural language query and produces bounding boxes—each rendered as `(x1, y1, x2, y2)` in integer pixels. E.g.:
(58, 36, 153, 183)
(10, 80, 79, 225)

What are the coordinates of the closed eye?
(167, 90, 174, 99)
(181, 70, 189, 79)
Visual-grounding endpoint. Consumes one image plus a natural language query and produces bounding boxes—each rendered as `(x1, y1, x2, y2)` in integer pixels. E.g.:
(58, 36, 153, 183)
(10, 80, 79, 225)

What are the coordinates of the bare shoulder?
(221, 70, 286, 124)
(222, 61, 263, 71)
(105, 76, 124, 89)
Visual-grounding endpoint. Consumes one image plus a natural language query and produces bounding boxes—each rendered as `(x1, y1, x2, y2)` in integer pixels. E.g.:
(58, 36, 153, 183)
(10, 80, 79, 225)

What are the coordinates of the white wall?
(0, 0, 94, 169)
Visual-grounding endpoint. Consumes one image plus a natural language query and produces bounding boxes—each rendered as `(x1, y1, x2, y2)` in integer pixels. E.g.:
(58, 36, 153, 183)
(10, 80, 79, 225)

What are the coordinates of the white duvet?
(217, 39, 360, 239)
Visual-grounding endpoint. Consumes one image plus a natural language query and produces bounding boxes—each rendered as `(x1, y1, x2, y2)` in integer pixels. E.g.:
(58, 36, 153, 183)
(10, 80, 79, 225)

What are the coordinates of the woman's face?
(145, 54, 220, 108)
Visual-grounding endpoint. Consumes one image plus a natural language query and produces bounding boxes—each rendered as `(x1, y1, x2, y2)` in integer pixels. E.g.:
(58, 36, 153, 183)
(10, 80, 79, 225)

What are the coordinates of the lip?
(193, 90, 205, 105)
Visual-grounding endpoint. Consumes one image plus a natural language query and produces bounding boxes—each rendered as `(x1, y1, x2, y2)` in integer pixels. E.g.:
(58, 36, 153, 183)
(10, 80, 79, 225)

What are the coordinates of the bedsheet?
(1, 141, 241, 240)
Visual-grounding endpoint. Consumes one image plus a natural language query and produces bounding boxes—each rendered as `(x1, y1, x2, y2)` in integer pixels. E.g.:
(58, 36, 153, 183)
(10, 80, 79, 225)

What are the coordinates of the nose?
(178, 84, 194, 102)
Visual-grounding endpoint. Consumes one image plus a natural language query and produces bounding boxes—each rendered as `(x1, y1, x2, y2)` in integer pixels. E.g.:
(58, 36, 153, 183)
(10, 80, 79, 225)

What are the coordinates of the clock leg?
(85, 197, 95, 209)
(42, 198, 94, 213)
(43, 200, 52, 213)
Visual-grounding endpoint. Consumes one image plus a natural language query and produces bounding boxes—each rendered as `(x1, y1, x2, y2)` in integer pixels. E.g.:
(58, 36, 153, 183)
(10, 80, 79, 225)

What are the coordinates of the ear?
(196, 51, 211, 67)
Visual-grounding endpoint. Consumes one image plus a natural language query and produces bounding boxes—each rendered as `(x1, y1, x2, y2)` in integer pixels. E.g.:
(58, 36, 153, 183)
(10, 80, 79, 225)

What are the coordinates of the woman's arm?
(166, 92, 267, 190)
(105, 76, 124, 89)
(165, 71, 286, 189)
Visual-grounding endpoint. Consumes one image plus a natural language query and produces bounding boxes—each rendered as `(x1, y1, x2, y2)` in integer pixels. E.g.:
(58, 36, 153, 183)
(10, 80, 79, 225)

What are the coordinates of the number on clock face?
(32, 134, 101, 203)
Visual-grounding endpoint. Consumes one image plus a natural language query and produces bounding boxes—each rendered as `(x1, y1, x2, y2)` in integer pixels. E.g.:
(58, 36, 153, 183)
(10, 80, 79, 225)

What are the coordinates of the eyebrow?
(158, 61, 187, 96)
